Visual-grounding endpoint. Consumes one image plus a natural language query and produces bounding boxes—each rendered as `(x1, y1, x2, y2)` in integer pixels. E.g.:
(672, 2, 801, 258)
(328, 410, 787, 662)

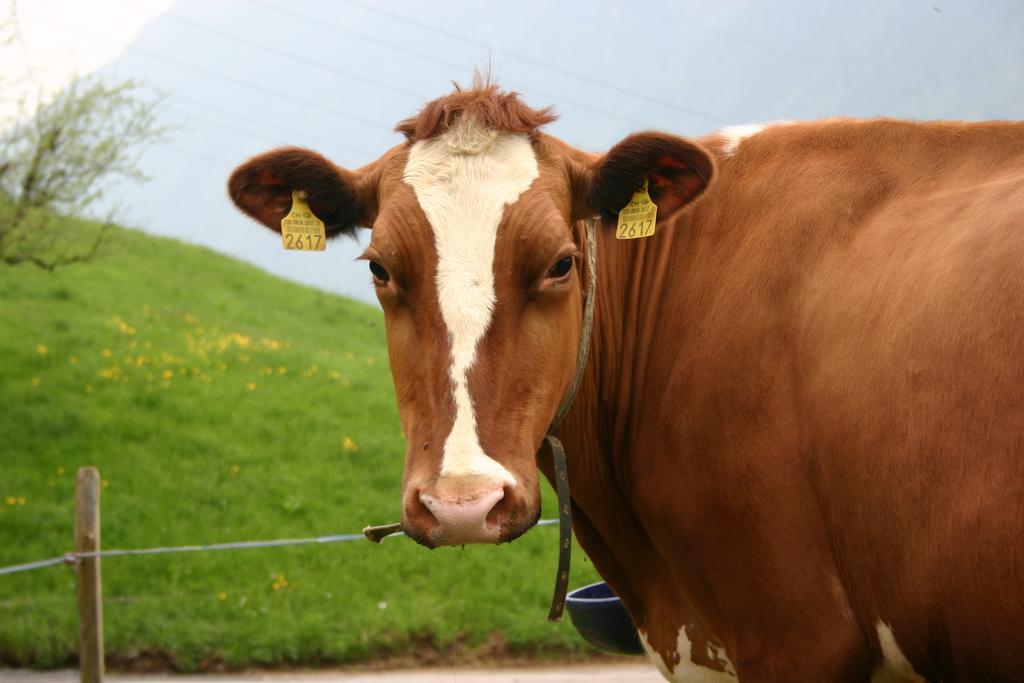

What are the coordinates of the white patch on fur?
(403, 116, 538, 483)
(871, 622, 926, 683)
(719, 123, 767, 156)
(639, 629, 736, 682)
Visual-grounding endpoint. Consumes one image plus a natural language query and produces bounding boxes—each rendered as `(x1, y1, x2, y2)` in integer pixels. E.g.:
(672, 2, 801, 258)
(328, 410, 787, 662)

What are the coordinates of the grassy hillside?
(0, 221, 601, 669)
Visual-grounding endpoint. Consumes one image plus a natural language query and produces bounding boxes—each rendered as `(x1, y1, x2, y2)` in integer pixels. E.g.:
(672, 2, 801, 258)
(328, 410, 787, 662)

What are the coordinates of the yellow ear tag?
(615, 178, 658, 240)
(280, 190, 326, 251)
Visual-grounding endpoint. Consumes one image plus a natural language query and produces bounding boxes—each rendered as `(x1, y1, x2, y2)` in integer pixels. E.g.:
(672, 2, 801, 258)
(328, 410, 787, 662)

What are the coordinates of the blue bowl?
(566, 581, 645, 656)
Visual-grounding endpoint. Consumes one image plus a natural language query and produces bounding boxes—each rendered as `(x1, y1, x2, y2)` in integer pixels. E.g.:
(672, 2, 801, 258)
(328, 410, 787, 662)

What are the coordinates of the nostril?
(485, 485, 512, 526)
(407, 488, 440, 531)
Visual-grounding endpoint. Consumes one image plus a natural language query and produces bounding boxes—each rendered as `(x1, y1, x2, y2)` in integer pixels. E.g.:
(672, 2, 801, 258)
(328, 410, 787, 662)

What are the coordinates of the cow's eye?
(546, 256, 573, 280)
(369, 260, 390, 283)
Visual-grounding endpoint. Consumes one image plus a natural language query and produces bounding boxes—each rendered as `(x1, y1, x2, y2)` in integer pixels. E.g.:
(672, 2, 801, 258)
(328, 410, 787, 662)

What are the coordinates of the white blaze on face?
(639, 629, 736, 682)
(403, 117, 539, 483)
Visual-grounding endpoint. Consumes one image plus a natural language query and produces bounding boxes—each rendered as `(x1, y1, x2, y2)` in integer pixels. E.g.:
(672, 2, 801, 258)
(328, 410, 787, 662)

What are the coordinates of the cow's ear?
(577, 132, 715, 225)
(228, 147, 379, 238)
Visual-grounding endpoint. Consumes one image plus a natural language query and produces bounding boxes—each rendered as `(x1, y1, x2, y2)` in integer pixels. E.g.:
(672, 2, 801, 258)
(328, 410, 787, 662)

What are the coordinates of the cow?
(228, 79, 1024, 681)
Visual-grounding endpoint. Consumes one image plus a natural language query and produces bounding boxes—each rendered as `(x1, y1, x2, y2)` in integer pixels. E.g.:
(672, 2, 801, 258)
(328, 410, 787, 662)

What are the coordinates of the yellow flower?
(57, 466, 65, 476)
(276, 366, 287, 375)
(111, 315, 136, 335)
(270, 573, 288, 591)
(36, 344, 48, 355)
(17, 497, 26, 505)
(101, 480, 109, 489)
(229, 464, 241, 477)
(217, 592, 228, 601)
(163, 370, 173, 380)
(5, 497, 14, 506)
(342, 436, 359, 452)
(31, 377, 40, 387)
(245, 382, 256, 391)
(69, 355, 78, 364)
(101, 349, 112, 358)
(222, 332, 251, 349)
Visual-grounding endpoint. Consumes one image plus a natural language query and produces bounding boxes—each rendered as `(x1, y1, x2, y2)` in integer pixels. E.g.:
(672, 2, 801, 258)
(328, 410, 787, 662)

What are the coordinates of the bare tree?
(0, 2, 170, 269)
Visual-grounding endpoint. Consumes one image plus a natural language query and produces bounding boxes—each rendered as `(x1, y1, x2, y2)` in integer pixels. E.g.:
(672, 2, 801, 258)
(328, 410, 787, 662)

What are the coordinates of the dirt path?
(0, 665, 663, 682)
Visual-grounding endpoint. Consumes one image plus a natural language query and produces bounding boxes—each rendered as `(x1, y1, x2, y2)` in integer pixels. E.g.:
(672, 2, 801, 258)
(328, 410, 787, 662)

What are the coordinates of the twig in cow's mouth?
(362, 522, 404, 543)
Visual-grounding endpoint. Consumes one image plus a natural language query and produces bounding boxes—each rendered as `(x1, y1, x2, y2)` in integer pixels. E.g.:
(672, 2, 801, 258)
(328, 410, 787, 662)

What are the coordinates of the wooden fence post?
(75, 467, 104, 683)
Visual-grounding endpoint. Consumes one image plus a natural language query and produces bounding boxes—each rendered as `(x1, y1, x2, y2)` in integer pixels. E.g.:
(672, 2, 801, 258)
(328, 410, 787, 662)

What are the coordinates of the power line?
(124, 44, 395, 137)
(140, 143, 233, 167)
(252, 0, 652, 129)
(168, 95, 375, 158)
(172, 94, 335, 147)
(168, 107, 291, 149)
(614, 0, 929, 101)
(159, 12, 432, 103)
(30, 15, 400, 142)
(253, 0, 467, 72)
(336, 0, 728, 125)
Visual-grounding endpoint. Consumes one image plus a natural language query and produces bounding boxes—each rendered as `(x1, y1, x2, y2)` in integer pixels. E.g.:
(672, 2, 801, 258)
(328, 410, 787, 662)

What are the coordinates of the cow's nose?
(413, 477, 508, 545)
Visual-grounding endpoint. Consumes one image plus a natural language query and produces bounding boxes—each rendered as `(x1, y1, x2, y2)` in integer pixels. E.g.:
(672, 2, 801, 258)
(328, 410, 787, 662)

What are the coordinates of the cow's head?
(228, 81, 714, 548)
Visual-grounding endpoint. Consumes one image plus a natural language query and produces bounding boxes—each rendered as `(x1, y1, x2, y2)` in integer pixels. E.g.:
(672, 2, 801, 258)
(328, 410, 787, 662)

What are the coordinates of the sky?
(3, 0, 1022, 305)
(2, 0, 173, 98)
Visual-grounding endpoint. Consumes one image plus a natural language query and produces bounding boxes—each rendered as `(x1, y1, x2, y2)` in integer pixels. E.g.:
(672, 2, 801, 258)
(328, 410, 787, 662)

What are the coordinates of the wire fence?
(0, 519, 559, 577)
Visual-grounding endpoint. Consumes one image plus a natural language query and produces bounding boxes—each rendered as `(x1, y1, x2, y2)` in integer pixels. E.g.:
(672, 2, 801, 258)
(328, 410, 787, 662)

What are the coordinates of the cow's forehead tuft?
(395, 75, 557, 143)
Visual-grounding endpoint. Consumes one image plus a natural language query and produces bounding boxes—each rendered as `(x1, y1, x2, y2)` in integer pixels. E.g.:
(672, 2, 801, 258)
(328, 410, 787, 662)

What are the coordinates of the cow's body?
(229, 84, 1024, 681)
(551, 119, 1024, 681)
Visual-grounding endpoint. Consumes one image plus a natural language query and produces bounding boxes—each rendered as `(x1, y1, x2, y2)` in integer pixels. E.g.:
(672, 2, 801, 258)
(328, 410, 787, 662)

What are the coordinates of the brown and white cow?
(229, 80, 1024, 681)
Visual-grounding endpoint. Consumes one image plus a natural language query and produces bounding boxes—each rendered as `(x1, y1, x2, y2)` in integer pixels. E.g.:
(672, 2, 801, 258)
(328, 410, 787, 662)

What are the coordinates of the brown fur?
(228, 83, 1024, 682)
(395, 75, 557, 142)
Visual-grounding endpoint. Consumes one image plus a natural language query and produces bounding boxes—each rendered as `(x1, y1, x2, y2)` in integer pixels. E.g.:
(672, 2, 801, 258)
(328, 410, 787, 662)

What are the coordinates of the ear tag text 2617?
(281, 190, 326, 251)
(615, 178, 658, 240)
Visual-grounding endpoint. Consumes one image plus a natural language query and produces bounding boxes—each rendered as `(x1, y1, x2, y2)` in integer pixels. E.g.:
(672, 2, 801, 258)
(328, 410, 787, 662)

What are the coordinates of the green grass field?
(0, 221, 601, 670)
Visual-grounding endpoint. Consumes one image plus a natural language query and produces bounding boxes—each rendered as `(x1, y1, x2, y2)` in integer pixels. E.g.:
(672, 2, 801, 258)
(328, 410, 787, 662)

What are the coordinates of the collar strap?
(544, 217, 598, 622)
(544, 434, 573, 621)
(549, 218, 598, 433)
